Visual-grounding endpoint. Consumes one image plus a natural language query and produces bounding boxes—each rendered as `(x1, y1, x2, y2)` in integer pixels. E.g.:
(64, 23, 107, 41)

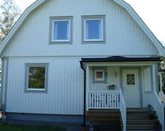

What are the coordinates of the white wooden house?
(0, 0, 165, 130)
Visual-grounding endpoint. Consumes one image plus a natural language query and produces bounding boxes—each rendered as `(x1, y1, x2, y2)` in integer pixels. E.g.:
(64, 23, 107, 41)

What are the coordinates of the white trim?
(94, 69, 105, 81)
(86, 66, 89, 111)
(26, 88, 46, 91)
(51, 19, 71, 42)
(85, 62, 160, 67)
(83, 18, 104, 42)
(25, 63, 48, 93)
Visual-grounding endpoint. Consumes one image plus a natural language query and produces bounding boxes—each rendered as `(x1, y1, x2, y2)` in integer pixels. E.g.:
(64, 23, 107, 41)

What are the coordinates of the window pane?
(28, 67, 45, 89)
(53, 21, 69, 40)
(86, 20, 101, 39)
(96, 71, 103, 79)
(127, 74, 135, 85)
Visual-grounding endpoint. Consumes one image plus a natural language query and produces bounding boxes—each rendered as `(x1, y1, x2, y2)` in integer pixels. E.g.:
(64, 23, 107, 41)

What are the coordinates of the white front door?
(122, 69, 141, 108)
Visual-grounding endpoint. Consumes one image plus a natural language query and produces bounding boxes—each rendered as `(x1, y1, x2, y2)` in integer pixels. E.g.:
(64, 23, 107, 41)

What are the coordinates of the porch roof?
(80, 56, 162, 66)
(81, 56, 162, 63)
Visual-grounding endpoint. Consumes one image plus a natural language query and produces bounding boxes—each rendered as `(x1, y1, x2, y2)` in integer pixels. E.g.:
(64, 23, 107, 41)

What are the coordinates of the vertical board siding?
(90, 67, 120, 91)
(6, 57, 84, 115)
(2, 0, 160, 116)
(3, 0, 158, 57)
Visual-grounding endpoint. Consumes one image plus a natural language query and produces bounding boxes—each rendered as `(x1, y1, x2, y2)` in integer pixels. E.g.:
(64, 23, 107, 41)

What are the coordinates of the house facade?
(0, 0, 164, 130)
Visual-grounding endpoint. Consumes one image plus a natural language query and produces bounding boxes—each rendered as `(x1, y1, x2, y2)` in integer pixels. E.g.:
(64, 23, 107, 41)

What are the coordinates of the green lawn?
(0, 123, 66, 131)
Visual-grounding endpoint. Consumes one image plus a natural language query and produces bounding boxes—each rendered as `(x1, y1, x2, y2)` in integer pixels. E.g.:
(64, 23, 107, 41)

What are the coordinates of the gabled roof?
(0, 0, 165, 56)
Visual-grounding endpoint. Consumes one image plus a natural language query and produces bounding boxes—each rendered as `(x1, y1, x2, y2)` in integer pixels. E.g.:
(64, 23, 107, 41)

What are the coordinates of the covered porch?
(80, 56, 164, 131)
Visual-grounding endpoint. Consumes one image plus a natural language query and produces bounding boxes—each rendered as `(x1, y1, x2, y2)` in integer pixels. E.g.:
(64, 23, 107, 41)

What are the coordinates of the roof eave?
(113, 0, 165, 56)
(0, 0, 46, 56)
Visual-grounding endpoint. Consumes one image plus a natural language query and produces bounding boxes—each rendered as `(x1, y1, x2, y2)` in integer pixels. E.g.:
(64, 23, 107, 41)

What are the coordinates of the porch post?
(86, 66, 89, 111)
(159, 73, 163, 92)
(151, 65, 158, 92)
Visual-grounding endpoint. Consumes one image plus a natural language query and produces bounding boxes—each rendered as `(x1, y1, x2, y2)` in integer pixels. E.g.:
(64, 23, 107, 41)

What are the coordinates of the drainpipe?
(80, 61, 86, 126)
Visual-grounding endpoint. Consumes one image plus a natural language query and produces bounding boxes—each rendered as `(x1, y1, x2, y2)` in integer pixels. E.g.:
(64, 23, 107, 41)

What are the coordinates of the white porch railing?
(149, 91, 164, 131)
(88, 91, 120, 109)
(119, 89, 126, 131)
(88, 90, 126, 131)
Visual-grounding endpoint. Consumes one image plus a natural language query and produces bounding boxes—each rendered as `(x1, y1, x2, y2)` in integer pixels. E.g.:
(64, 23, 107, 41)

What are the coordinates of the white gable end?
(0, 0, 164, 57)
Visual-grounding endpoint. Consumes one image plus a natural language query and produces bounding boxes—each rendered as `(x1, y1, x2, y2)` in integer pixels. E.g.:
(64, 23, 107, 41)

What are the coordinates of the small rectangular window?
(53, 20, 69, 40)
(50, 17, 72, 43)
(83, 16, 105, 42)
(94, 70, 105, 82)
(26, 64, 48, 92)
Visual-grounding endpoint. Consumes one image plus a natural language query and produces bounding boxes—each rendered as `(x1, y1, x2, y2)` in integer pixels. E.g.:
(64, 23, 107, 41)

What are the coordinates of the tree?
(0, 0, 21, 42)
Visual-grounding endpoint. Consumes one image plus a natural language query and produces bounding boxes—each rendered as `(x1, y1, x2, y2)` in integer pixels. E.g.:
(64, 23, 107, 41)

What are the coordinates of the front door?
(122, 69, 141, 108)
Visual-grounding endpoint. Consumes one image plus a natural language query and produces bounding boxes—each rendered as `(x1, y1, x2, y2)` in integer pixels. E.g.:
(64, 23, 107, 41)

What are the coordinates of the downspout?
(80, 61, 86, 126)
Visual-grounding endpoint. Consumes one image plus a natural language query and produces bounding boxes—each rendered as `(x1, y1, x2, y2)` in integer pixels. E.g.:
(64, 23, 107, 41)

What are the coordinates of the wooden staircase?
(127, 108, 161, 131)
(86, 108, 162, 131)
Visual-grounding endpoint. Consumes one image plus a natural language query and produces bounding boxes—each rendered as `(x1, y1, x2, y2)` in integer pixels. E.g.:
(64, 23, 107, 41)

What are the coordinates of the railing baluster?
(89, 93, 91, 108)
(91, 93, 93, 108)
(88, 91, 122, 109)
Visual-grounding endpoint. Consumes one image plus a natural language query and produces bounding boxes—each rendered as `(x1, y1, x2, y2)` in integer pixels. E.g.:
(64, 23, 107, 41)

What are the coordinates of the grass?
(0, 123, 66, 131)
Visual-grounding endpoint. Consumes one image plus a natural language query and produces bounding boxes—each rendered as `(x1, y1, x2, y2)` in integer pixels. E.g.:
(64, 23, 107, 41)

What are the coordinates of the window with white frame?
(94, 70, 105, 82)
(51, 17, 72, 42)
(26, 64, 48, 92)
(83, 16, 105, 42)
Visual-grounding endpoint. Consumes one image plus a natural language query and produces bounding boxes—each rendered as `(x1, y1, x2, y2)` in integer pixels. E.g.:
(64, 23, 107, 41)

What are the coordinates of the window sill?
(50, 40, 72, 44)
(82, 40, 105, 44)
(25, 89, 47, 93)
(84, 38, 104, 42)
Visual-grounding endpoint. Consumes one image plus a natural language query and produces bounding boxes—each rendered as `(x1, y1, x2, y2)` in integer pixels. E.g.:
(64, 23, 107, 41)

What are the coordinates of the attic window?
(50, 17, 72, 43)
(83, 16, 105, 42)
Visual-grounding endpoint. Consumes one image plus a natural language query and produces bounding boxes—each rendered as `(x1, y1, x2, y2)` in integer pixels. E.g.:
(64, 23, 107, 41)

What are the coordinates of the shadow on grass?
(0, 123, 66, 131)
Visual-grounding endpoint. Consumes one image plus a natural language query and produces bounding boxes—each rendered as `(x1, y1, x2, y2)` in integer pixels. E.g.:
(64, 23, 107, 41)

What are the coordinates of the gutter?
(80, 61, 86, 126)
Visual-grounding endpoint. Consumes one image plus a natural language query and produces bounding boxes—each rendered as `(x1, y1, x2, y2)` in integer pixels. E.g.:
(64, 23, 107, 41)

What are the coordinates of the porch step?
(126, 108, 161, 131)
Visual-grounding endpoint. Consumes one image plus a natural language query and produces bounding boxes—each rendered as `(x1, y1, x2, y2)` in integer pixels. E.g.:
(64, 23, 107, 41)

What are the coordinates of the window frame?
(25, 63, 48, 93)
(50, 16, 72, 43)
(82, 15, 105, 43)
(94, 70, 105, 81)
(93, 67, 107, 83)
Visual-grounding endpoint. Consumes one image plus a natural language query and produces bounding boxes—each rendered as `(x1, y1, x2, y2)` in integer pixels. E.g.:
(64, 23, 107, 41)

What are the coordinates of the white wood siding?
(90, 67, 120, 91)
(3, 0, 158, 57)
(5, 57, 84, 115)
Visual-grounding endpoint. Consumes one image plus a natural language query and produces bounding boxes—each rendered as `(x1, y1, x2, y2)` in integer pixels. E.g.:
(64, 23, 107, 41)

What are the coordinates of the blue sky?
(14, 0, 165, 44)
